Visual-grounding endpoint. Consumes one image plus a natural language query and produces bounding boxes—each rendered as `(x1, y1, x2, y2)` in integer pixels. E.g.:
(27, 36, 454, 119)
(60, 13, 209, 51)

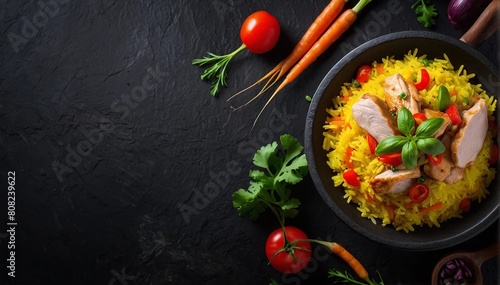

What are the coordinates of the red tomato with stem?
(356, 65, 372, 83)
(409, 182, 429, 203)
(265, 226, 312, 274)
(240, 11, 280, 54)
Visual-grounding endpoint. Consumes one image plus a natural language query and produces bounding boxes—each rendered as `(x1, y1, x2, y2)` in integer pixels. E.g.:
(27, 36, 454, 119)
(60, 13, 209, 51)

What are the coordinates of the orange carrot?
(278, 0, 347, 78)
(329, 242, 369, 280)
(345, 147, 355, 168)
(228, 0, 347, 106)
(252, 0, 372, 127)
(418, 202, 443, 215)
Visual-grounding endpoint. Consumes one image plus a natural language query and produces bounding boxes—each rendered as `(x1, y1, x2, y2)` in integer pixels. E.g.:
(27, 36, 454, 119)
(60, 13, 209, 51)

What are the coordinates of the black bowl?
(305, 31, 499, 251)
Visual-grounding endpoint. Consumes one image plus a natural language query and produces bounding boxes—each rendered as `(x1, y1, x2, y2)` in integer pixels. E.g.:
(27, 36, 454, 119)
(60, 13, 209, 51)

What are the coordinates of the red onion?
(448, 0, 492, 31)
(438, 258, 473, 285)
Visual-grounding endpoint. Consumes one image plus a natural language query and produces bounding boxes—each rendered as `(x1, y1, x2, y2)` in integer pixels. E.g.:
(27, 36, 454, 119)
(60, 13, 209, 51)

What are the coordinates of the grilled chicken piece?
(444, 167, 465, 184)
(370, 168, 422, 195)
(383, 74, 422, 114)
(423, 135, 453, 181)
(352, 94, 399, 143)
(451, 99, 488, 168)
(423, 108, 452, 138)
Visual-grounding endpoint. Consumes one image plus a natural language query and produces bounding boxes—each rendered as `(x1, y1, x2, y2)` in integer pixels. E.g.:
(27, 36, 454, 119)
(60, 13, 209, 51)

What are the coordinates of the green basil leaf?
(417, 138, 445, 155)
(375, 136, 408, 156)
(437, 85, 451, 111)
(415, 117, 444, 138)
(397, 107, 415, 137)
(402, 141, 418, 169)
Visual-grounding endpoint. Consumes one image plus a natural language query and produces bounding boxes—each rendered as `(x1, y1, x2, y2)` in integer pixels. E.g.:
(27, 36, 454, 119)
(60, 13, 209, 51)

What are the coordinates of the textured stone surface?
(0, 0, 498, 284)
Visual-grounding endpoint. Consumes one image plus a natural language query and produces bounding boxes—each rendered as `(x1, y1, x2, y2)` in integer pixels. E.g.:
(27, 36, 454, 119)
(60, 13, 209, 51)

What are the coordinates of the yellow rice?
(322, 49, 497, 232)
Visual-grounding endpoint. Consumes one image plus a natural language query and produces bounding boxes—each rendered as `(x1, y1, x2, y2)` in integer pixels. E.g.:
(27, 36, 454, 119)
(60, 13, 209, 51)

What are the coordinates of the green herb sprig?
(232, 134, 308, 226)
(328, 269, 385, 285)
(193, 44, 247, 96)
(375, 107, 445, 169)
(411, 0, 438, 28)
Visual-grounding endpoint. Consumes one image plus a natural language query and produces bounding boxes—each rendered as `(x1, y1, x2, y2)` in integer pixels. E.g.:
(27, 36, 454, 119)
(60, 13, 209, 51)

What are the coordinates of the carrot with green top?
(252, 0, 372, 127)
(228, 0, 347, 107)
(309, 239, 383, 284)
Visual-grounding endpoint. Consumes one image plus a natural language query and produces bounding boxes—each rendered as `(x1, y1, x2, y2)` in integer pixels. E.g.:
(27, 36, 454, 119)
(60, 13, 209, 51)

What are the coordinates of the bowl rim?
(304, 31, 499, 250)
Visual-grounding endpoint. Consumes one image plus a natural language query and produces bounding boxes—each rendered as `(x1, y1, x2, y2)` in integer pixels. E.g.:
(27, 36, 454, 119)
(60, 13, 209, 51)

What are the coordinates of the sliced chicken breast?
(444, 167, 465, 184)
(451, 99, 489, 168)
(423, 135, 453, 181)
(352, 94, 399, 143)
(370, 168, 422, 195)
(384, 74, 422, 114)
(423, 108, 452, 138)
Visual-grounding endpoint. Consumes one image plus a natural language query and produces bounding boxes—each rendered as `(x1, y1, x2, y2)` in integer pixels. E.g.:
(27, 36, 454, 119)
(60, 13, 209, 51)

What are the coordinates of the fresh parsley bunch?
(412, 0, 438, 28)
(232, 134, 308, 226)
(375, 107, 445, 169)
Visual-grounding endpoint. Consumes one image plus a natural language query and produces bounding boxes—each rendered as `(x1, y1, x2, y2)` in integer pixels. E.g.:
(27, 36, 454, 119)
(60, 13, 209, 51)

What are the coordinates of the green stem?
(352, 0, 372, 14)
(261, 199, 285, 228)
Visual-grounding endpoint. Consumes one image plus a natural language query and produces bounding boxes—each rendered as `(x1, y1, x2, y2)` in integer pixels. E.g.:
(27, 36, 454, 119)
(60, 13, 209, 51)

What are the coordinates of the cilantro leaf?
(232, 134, 309, 224)
(412, 0, 437, 28)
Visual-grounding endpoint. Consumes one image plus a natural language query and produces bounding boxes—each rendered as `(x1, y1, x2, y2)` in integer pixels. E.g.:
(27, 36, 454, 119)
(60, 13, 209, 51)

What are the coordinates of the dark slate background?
(0, 0, 498, 284)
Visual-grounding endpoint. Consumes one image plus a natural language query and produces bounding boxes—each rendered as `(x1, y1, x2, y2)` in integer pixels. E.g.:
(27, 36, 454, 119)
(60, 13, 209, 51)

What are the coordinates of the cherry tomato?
(413, 112, 427, 126)
(356, 65, 372, 83)
(414, 68, 430, 91)
(427, 154, 443, 166)
(343, 169, 360, 187)
(490, 144, 499, 164)
(265, 226, 312, 274)
(240, 11, 280, 54)
(409, 182, 429, 203)
(460, 197, 471, 212)
(445, 104, 462, 125)
(367, 133, 377, 155)
(378, 152, 402, 166)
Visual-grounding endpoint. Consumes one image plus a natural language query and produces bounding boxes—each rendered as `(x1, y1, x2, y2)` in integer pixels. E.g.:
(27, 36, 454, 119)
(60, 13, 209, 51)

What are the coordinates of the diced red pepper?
(460, 198, 471, 212)
(445, 104, 462, 125)
(414, 68, 430, 91)
(409, 182, 429, 203)
(366, 134, 377, 155)
(343, 169, 360, 187)
(355, 65, 372, 83)
(378, 152, 402, 166)
(427, 154, 443, 166)
(413, 112, 427, 126)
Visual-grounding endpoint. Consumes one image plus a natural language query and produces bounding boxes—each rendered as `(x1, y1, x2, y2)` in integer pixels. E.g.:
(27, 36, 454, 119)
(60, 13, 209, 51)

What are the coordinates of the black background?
(0, 0, 498, 284)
